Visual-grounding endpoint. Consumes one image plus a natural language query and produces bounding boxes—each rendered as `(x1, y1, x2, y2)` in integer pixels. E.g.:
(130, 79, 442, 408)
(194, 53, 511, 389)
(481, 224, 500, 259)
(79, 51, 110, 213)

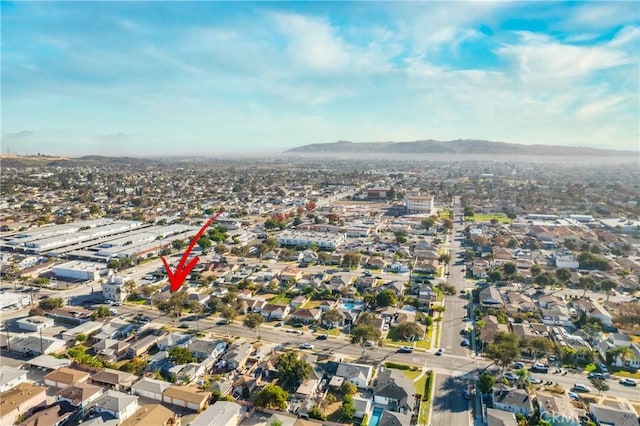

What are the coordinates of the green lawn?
(403, 370, 422, 380)
(584, 363, 598, 372)
(418, 373, 434, 425)
(316, 327, 342, 336)
(302, 300, 322, 309)
(610, 367, 640, 379)
(268, 295, 291, 305)
(127, 299, 147, 305)
(467, 213, 512, 224)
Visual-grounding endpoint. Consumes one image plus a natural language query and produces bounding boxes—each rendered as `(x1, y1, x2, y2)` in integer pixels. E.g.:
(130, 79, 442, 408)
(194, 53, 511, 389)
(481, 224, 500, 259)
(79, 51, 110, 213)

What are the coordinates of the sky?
(1, 1, 639, 156)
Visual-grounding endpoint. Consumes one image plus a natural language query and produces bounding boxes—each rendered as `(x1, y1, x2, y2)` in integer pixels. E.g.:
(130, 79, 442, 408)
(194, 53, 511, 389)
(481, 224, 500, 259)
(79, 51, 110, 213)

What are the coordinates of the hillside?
(285, 139, 634, 156)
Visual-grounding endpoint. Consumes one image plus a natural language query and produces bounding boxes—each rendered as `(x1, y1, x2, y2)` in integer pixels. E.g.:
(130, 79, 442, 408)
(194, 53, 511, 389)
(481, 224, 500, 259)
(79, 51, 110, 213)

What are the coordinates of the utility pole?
(5, 320, 11, 352)
(39, 328, 44, 354)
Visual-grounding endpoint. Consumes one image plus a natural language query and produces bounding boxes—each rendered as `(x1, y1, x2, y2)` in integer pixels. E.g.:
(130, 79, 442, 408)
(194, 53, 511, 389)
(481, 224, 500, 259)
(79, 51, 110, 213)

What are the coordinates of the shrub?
(384, 362, 411, 370)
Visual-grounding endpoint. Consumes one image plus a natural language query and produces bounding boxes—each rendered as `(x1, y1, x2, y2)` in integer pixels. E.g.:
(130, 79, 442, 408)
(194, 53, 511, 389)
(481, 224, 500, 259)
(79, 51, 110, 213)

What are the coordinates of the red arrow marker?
(161, 210, 224, 292)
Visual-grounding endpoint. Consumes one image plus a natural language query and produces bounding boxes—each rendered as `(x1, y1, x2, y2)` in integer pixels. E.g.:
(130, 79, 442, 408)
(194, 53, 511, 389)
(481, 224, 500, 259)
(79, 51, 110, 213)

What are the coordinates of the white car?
(572, 384, 591, 393)
(619, 378, 637, 387)
(435, 348, 444, 356)
(567, 391, 580, 401)
(299, 343, 314, 350)
(504, 372, 518, 381)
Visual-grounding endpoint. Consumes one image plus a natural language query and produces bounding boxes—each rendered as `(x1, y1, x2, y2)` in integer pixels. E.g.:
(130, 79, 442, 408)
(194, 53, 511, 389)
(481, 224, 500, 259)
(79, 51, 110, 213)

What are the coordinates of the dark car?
(316, 334, 328, 340)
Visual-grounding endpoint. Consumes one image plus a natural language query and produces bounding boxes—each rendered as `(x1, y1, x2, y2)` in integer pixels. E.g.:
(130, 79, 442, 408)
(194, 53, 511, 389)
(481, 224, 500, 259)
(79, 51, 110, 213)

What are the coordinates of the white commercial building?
(102, 276, 129, 302)
(0, 292, 32, 310)
(275, 230, 347, 250)
(52, 261, 104, 281)
(405, 193, 435, 214)
(17, 316, 54, 332)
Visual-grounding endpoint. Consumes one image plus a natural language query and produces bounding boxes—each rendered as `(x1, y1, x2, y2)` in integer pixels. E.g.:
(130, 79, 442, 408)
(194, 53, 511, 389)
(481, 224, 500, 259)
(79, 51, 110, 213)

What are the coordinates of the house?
(290, 295, 308, 308)
(365, 256, 387, 270)
(91, 368, 139, 392)
(239, 297, 267, 314)
(486, 408, 518, 426)
(130, 377, 171, 401)
(280, 266, 303, 282)
(572, 299, 614, 328)
(17, 316, 54, 332)
(536, 392, 580, 426)
(478, 315, 509, 344)
(413, 259, 438, 274)
(48, 306, 93, 324)
(25, 354, 70, 372)
(120, 404, 180, 426)
(156, 333, 193, 351)
(17, 401, 76, 426)
(162, 385, 211, 411)
(382, 280, 405, 297)
(191, 401, 247, 426)
(0, 382, 47, 426)
(44, 367, 91, 388)
(493, 388, 532, 416)
(318, 299, 340, 312)
(373, 368, 415, 415)
(479, 286, 504, 308)
(55, 382, 103, 412)
(335, 362, 374, 389)
(61, 320, 104, 341)
(589, 402, 638, 426)
(352, 396, 372, 419)
(416, 284, 436, 304)
(295, 378, 320, 399)
(379, 410, 412, 426)
(0, 365, 27, 392)
(93, 390, 139, 421)
(127, 332, 163, 358)
(290, 308, 321, 324)
(261, 304, 290, 320)
(220, 342, 253, 371)
(505, 292, 535, 314)
(187, 339, 227, 362)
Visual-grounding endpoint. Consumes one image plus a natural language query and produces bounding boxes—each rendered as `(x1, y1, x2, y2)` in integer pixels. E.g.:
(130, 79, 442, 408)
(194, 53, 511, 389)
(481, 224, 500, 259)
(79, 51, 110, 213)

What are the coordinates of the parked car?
(587, 372, 606, 380)
(398, 346, 414, 353)
(567, 391, 580, 401)
(316, 334, 328, 340)
(513, 362, 525, 369)
(435, 348, 444, 356)
(572, 384, 591, 393)
(299, 343, 314, 350)
(463, 390, 471, 400)
(619, 378, 637, 387)
(597, 363, 609, 373)
(532, 363, 549, 373)
(460, 339, 469, 347)
(504, 372, 518, 381)
(528, 377, 542, 384)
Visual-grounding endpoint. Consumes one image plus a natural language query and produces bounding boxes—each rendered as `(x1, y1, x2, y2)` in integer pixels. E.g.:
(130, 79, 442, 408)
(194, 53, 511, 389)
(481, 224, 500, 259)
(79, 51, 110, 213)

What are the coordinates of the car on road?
(619, 378, 637, 387)
(567, 391, 580, 401)
(514, 362, 525, 369)
(316, 334, 328, 340)
(435, 348, 444, 356)
(532, 363, 549, 373)
(113, 302, 122, 306)
(299, 343, 314, 350)
(274, 321, 284, 327)
(398, 346, 414, 353)
(528, 377, 542, 385)
(597, 363, 609, 373)
(216, 319, 228, 325)
(587, 372, 606, 380)
(572, 384, 591, 393)
(504, 372, 518, 381)
(460, 339, 469, 347)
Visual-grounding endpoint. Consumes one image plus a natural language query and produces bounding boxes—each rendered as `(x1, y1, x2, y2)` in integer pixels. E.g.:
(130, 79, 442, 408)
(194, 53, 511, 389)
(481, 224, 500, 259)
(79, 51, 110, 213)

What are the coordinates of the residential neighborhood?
(1, 158, 639, 426)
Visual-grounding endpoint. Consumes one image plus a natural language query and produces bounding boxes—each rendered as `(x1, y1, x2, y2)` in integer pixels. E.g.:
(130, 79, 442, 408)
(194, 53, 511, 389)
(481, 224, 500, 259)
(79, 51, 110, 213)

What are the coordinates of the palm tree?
(515, 368, 530, 389)
(609, 346, 636, 367)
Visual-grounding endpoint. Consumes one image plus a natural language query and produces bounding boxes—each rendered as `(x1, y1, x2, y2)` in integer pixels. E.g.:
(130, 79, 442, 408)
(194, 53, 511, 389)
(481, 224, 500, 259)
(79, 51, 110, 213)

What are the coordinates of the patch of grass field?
(609, 367, 640, 379)
(302, 300, 322, 309)
(418, 373, 434, 425)
(316, 327, 342, 336)
(584, 363, 598, 372)
(127, 299, 147, 305)
(469, 213, 512, 224)
(268, 295, 291, 305)
(439, 210, 451, 219)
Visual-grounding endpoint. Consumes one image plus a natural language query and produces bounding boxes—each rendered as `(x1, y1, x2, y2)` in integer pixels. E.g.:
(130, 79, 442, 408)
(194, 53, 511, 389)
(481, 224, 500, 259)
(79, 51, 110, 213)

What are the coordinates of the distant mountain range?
(285, 139, 635, 156)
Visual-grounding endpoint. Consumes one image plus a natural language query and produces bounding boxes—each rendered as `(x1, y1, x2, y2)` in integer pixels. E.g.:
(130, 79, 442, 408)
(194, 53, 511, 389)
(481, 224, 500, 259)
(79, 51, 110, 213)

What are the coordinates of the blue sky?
(2, 1, 639, 156)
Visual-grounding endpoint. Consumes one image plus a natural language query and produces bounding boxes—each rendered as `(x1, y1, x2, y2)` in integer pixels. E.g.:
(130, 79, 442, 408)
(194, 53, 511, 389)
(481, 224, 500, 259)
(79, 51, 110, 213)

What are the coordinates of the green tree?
(342, 251, 361, 268)
(351, 324, 382, 347)
(172, 239, 187, 250)
(530, 264, 542, 277)
(39, 297, 63, 311)
(526, 337, 553, 359)
(220, 305, 238, 324)
(321, 309, 344, 328)
(437, 253, 452, 265)
(395, 322, 424, 341)
(308, 405, 327, 421)
(590, 378, 609, 394)
(478, 373, 495, 394)
(168, 346, 196, 364)
(515, 368, 530, 389)
(600, 279, 618, 302)
(76, 333, 87, 342)
(243, 313, 265, 337)
(276, 351, 312, 385)
(197, 236, 212, 253)
(254, 384, 288, 410)
(340, 381, 358, 395)
(555, 268, 572, 284)
(609, 345, 636, 366)
(376, 289, 397, 307)
(421, 217, 436, 230)
(341, 394, 356, 421)
(486, 332, 520, 370)
(502, 262, 517, 276)
(578, 275, 596, 297)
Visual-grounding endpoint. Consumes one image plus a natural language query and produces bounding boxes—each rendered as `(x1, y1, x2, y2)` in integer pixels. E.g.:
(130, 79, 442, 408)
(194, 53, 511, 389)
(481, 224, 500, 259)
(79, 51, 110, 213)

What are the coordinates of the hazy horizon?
(2, 1, 639, 156)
